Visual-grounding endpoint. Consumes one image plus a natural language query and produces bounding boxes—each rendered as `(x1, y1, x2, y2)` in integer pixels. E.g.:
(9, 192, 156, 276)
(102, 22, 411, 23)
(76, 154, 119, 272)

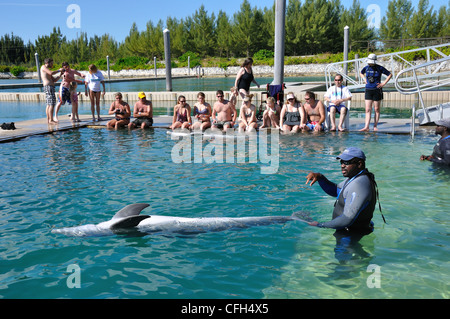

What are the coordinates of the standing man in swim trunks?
(54, 62, 85, 123)
(305, 147, 381, 233)
(303, 91, 326, 132)
(40, 58, 63, 124)
(128, 92, 153, 129)
(212, 89, 238, 132)
(420, 118, 450, 166)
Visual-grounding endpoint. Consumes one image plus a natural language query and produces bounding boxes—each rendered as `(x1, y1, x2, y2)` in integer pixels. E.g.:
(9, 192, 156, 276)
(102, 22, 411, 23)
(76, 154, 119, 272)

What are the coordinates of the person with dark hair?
(192, 92, 212, 131)
(420, 118, 450, 166)
(170, 95, 192, 130)
(235, 58, 260, 101)
(324, 74, 352, 131)
(303, 91, 326, 132)
(54, 62, 85, 123)
(107, 92, 131, 129)
(212, 89, 237, 132)
(305, 147, 384, 233)
(40, 58, 63, 124)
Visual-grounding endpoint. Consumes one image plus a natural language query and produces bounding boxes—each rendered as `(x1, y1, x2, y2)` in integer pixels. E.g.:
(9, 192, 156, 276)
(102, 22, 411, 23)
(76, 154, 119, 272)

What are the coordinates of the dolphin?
(51, 203, 312, 237)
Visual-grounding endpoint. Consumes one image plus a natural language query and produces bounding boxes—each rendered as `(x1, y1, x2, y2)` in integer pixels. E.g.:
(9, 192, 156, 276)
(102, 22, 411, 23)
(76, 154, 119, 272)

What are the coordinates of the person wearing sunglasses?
(303, 91, 326, 132)
(305, 147, 382, 234)
(211, 89, 238, 132)
(324, 74, 352, 131)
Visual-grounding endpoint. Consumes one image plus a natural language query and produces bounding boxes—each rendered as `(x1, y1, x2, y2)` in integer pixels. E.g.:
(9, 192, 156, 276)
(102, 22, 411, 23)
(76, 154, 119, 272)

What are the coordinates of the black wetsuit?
(430, 135, 450, 166)
(317, 169, 377, 232)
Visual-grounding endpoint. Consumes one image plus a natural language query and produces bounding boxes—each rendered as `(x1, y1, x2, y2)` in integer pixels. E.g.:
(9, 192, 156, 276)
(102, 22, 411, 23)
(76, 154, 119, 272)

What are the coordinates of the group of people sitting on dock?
(165, 84, 351, 134)
(103, 83, 353, 133)
(41, 53, 392, 132)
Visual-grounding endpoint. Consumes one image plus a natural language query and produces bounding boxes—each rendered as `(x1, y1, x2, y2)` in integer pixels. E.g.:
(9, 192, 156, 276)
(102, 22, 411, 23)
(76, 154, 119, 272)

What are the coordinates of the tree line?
(0, 0, 448, 68)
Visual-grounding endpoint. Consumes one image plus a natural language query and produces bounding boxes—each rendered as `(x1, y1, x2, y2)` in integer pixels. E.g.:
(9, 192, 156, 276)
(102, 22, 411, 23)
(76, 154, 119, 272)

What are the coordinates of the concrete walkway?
(0, 114, 433, 144)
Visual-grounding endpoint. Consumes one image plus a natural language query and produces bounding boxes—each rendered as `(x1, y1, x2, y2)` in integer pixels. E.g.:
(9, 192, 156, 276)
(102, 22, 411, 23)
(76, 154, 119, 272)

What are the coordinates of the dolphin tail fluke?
(291, 211, 313, 224)
(112, 203, 150, 219)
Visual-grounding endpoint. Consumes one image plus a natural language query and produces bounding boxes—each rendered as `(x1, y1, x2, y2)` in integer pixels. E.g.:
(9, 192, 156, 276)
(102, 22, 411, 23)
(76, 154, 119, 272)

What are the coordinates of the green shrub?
(10, 65, 27, 76)
(0, 65, 10, 72)
(178, 51, 201, 67)
(253, 49, 274, 60)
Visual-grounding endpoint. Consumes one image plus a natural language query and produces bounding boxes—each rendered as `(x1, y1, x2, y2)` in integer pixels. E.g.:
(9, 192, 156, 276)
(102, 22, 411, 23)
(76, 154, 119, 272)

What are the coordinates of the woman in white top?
(85, 64, 106, 122)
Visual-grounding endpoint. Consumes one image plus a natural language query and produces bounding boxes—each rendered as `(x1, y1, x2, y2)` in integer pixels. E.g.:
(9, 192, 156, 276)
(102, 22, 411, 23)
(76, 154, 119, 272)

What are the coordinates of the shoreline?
(2, 57, 448, 80)
(0, 64, 338, 80)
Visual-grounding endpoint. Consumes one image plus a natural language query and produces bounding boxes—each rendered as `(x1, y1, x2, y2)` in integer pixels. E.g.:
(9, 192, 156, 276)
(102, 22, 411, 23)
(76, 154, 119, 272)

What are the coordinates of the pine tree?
(191, 5, 216, 57)
(436, 3, 450, 37)
(379, 0, 413, 40)
(286, 0, 303, 56)
(216, 11, 233, 58)
(340, 0, 375, 51)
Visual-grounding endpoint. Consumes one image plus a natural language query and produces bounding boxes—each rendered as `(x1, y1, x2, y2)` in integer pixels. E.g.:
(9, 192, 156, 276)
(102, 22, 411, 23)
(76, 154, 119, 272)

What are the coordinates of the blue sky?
(0, 0, 442, 44)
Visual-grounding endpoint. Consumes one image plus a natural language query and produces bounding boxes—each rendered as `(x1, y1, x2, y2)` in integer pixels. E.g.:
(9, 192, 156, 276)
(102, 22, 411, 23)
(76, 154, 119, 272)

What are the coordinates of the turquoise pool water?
(0, 127, 448, 299)
(0, 76, 323, 93)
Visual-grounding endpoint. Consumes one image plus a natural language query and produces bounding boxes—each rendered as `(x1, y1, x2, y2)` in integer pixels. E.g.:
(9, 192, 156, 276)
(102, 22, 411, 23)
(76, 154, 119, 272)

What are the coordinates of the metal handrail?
(394, 55, 450, 124)
(324, 42, 450, 90)
(394, 56, 450, 94)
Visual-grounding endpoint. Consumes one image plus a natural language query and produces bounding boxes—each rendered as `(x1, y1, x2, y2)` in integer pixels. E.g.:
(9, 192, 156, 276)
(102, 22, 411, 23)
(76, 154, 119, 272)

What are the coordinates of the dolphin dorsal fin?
(112, 203, 150, 219)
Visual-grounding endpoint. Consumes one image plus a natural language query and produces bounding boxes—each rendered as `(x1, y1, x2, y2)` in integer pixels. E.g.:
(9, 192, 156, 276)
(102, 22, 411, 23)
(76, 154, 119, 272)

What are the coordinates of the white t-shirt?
(324, 85, 352, 107)
(85, 71, 105, 92)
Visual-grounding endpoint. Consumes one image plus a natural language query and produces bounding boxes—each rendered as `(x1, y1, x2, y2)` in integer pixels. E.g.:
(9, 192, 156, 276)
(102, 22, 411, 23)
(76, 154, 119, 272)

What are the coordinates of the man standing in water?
(40, 58, 62, 124)
(420, 118, 450, 166)
(211, 89, 238, 132)
(305, 147, 383, 233)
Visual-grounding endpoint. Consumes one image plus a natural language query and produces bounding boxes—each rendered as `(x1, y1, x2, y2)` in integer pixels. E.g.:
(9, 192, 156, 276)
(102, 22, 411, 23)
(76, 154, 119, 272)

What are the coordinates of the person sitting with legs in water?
(191, 92, 212, 131)
(238, 94, 258, 133)
(211, 89, 238, 132)
(170, 95, 192, 130)
(107, 92, 131, 129)
(261, 96, 281, 129)
(303, 91, 326, 132)
(324, 74, 352, 132)
(279, 92, 305, 133)
(129, 92, 153, 129)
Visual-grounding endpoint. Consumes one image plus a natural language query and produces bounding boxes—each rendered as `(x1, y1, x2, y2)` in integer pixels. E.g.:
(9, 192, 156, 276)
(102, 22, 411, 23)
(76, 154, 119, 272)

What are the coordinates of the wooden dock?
(0, 114, 434, 144)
